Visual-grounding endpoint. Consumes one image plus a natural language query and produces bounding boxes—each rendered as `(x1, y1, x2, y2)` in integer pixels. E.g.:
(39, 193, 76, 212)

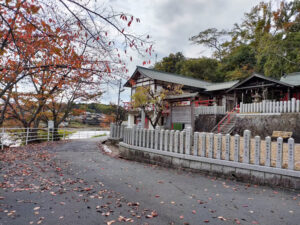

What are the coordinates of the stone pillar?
(143, 129, 146, 147)
(216, 133, 222, 159)
(150, 130, 154, 149)
(155, 128, 159, 150)
(179, 131, 185, 154)
(283, 101, 287, 113)
(193, 132, 199, 156)
(110, 123, 114, 138)
(265, 136, 271, 167)
(243, 130, 251, 164)
(111, 124, 115, 138)
(276, 137, 283, 168)
(273, 101, 276, 113)
(141, 110, 145, 129)
(123, 128, 126, 143)
(265, 101, 268, 113)
(127, 128, 130, 144)
(146, 130, 150, 147)
(225, 134, 230, 161)
(132, 125, 136, 145)
(234, 134, 240, 162)
(116, 125, 120, 138)
(262, 101, 266, 113)
(201, 132, 206, 157)
(174, 130, 179, 153)
(288, 100, 291, 113)
(297, 100, 300, 113)
(240, 102, 243, 113)
(291, 98, 296, 112)
(185, 128, 191, 155)
(138, 129, 142, 147)
(170, 130, 174, 152)
(160, 130, 164, 151)
(164, 130, 169, 151)
(254, 136, 261, 165)
(288, 138, 295, 170)
(208, 133, 214, 158)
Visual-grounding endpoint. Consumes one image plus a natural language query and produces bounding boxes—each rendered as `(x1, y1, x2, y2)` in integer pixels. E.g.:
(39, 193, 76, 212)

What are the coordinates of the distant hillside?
(73, 103, 121, 115)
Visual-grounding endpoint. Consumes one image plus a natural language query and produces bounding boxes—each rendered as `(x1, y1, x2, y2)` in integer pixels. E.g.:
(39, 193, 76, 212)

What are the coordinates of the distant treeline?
(73, 103, 121, 115)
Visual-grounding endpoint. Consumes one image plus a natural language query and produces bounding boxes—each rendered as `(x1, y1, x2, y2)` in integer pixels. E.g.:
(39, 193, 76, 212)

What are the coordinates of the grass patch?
(91, 133, 107, 138)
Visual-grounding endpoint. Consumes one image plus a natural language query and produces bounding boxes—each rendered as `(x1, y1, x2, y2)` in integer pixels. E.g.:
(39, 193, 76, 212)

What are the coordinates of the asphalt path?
(0, 138, 299, 225)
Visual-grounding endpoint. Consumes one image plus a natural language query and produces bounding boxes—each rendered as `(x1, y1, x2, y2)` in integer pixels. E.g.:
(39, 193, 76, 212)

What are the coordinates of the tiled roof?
(280, 72, 300, 86)
(124, 66, 211, 89)
(205, 80, 239, 91)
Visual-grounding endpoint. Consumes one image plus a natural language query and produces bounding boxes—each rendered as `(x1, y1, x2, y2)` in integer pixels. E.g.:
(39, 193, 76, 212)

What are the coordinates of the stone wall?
(119, 143, 300, 190)
(119, 125, 300, 190)
(194, 114, 224, 132)
(234, 114, 300, 142)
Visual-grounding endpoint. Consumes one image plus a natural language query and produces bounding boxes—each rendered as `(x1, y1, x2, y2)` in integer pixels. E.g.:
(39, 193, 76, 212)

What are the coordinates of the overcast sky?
(100, 0, 270, 105)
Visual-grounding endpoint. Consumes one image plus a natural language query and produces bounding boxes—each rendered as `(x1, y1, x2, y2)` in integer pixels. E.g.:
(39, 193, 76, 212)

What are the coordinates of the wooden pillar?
(288, 88, 290, 100)
(234, 91, 237, 106)
(191, 98, 195, 132)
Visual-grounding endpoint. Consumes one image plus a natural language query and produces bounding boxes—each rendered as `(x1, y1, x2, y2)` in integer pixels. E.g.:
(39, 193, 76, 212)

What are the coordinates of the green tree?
(154, 52, 185, 74)
(178, 58, 223, 82)
(190, 0, 300, 80)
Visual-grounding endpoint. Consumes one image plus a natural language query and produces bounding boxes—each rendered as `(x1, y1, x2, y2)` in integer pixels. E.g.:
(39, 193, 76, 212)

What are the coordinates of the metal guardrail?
(0, 127, 110, 149)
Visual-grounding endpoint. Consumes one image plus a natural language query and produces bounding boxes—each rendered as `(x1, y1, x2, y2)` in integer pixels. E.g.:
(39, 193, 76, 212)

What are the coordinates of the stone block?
(189, 161, 202, 170)
(211, 164, 223, 174)
(250, 171, 265, 185)
(201, 162, 211, 172)
(223, 166, 235, 175)
(265, 173, 282, 186)
(235, 168, 251, 182)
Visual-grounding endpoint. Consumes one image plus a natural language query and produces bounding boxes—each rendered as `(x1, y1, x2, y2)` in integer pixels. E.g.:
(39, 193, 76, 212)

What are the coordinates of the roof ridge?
(206, 80, 239, 86)
(137, 66, 211, 84)
(283, 72, 300, 77)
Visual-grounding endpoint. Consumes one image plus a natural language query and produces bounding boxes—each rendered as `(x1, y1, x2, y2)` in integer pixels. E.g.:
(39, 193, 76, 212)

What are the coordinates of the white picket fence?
(111, 124, 297, 172)
(240, 98, 300, 114)
(194, 105, 226, 115)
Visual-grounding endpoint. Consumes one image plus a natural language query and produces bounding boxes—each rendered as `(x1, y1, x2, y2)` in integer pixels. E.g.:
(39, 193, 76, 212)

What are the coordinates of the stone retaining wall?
(234, 114, 300, 142)
(119, 143, 300, 190)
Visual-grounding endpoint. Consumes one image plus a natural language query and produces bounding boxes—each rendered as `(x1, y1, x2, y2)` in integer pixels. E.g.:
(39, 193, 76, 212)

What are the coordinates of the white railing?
(0, 127, 109, 149)
(240, 98, 300, 114)
(194, 105, 226, 115)
(114, 125, 298, 173)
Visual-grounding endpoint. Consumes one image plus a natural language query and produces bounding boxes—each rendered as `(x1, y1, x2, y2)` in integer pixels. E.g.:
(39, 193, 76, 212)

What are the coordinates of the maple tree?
(0, 0, 153, 131)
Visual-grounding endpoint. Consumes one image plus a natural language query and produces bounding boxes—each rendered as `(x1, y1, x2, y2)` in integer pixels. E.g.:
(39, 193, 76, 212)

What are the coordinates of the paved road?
(0, 138, 299, 225)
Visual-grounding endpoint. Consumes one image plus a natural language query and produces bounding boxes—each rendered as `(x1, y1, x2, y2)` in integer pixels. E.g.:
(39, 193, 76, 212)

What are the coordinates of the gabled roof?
(226, 73, 294, 92)
(280, 72, 300, 86)
(205, 80, 239, 92)
(124, 66, 211, 89)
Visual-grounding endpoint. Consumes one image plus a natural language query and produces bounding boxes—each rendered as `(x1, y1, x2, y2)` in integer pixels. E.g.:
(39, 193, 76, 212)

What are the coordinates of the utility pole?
(116, 79, 124, 125)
